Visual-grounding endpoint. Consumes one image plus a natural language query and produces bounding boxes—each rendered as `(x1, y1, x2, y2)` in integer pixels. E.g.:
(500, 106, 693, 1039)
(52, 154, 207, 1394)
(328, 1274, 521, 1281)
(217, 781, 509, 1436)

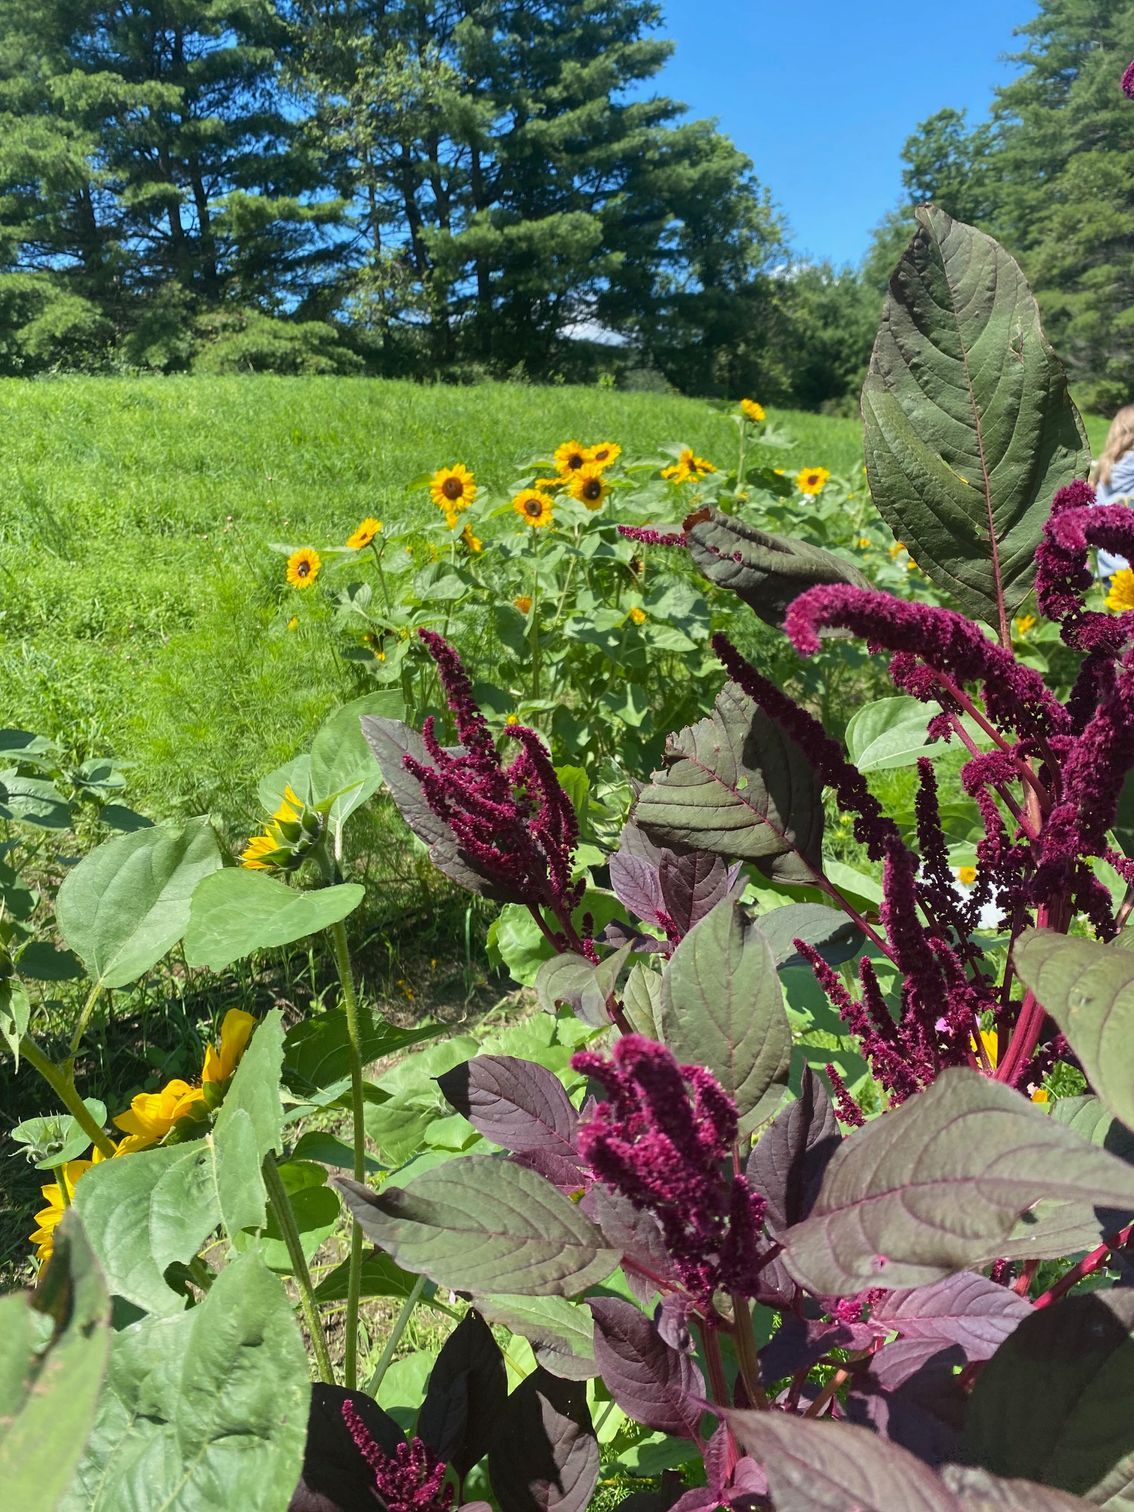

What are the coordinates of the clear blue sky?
(651, 0, 1036, 266)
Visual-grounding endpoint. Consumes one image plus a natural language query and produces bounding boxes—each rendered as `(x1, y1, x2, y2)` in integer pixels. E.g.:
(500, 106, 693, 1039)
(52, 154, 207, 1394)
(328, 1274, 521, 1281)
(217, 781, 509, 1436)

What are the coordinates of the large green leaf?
(1014, 930, 1134, 1133)
(780, 1068, 1134, 1295)
(660, 900, 790, 1135)
(964, 1290, 1134, 1507)
(209, 1010, 285, 1239)
(863, 206, 1089, 633)
(0, 1214, 110, 1510)
(63, 1252, 308, 1512)
(635, 683, 823, 883)
(845, 695, 993, 775)
(184, 870, 364, 970)
(335, 1156, 618, 1296)
(56, 817, 222, 988)
(309, 691, 402, 833)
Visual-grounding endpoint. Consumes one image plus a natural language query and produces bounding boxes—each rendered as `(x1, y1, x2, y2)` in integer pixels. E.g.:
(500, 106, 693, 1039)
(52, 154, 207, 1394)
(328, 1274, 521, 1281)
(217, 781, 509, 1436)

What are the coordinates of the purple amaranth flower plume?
(1123, 58, 1134, 99)
(617, 524, 689, 548)
(340, 1401, 453, 1511)
(572, 1035, 768, 1307)
(403, 630, 584, 938)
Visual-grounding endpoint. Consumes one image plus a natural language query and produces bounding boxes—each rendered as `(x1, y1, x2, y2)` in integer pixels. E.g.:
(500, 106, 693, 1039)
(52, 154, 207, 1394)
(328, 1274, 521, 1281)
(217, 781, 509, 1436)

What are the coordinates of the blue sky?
(651, 0, 1035, 266)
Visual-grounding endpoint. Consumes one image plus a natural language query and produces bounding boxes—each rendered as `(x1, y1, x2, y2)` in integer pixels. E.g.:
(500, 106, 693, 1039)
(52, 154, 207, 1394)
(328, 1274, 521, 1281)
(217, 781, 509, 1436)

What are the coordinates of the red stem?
(1034, 1223, 1134, 1309)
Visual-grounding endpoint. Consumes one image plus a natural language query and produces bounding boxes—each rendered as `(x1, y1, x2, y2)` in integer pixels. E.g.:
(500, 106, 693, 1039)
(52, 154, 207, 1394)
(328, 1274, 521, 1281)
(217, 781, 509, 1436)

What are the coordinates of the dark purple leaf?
(750, 1253, 798, 1310)
(654, 1293, 695, 1353)
(589, 1187, 678, 1302)
(757, 1313, 872, 1389)
(748, 1066, 841, 1233)
(872, 1271, 1032, 1359)
(510, 1148, 591, 1196)
(964, 1289, 1134, 1503)
(289, 1384, 402, 1512)
(588, 1297, 706, 1440)
(848, 1345, 965, 1466)
(869, 1336, 964, 1391)
(417, 1310, 506, 1479)
(437, 1056, 580, 1160)
(487, 1368, 598, 1512)
(609, 822, 741, 941)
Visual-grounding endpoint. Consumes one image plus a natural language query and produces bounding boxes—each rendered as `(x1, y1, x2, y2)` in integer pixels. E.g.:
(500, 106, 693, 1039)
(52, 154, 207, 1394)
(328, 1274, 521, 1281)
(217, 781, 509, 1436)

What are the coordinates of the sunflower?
(512, 489, 554, 529)
(347, 517, 382, 550)
(569, 465, 608, 511)
(740, 399, 766, 424)
(30, 1152, 108, 1264)
(240, 784, 316, 872)
(554, 440, 589, 476)
(202, 1008, 256, 1087)
(286, 547, 321, 589)
(955, 865, 978, 886)
(513, 595, 533, 614)
(1014, 614, 1037, 637)
(461, 523, 483, 553)
(429, 464, 476, 514)
(113, 1079, 207, 1150)
(586, 441, 621, 470)
(628, 606, 647, 626)
(661, 447, 716, 484)
(796, 465, 831, 495)
(1106, 569, 1134, 613)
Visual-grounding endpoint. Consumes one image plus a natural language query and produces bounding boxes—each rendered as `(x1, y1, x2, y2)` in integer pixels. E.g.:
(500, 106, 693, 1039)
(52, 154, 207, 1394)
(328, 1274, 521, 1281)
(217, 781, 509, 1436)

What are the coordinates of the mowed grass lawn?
(0, 376, 865, 826)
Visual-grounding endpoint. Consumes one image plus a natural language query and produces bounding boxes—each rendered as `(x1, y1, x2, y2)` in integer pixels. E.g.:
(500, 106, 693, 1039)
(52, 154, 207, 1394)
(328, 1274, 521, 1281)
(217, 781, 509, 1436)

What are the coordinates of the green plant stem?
(20, 1035, 117, 1158)
(729, 1293, 768, 1409)
(263, 1150, 335, 1386)
(365, 1274, 427, 1396)
(67, 981, 104, 1062)
(329, 916, 368, 1389)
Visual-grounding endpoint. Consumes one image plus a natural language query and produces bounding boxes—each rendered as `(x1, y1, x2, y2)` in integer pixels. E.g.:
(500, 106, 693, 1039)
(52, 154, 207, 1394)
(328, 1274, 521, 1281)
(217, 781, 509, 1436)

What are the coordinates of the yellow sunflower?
(661, 447, 716, 484)
(201, 1008, 257, 1087)
(347, 517, 382, 550)
(30, 1151, 110, 1264)
(569, 465, 608, 511)
(240, 784, 309, 872)
(796, 466, 831, 495)
(586, 441, 621, 470)
(1014, 614, 1037, 637)
(1106, 570, 1134, 613)
(429, 463, 476, 514)
(513, 595, 533, 614)
(113, 1079, 207, 1150)
(740, 399, 766, 423)
(512, 489, 554, 529)
(554, 440, 589, 476)
(286, 547, 321, 589)
(461, 523, 483, 553)
(628, 606, 647, 626)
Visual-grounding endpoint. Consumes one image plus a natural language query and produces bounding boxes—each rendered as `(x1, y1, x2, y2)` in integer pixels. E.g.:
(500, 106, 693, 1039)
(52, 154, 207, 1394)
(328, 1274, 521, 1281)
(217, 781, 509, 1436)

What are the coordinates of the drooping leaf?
(310, 691, 402, 833)
(334, 1157, 618, 1296)
(753, 903, 864, 969)
(635, 684, 823, 884)
(590, 1186, 678, 1304)
(437, 1055, 583, 1189)
(488, 1368, 599, 1512)
(0, 976, 30, 1065)
(64, 1252, 309, 1512)
(56, 816, 222, 988)
(313, 1251, 417, 1304)
(747, 1066, 841, 1233)
(683, 506, 870, 626)
(283, 1010, 443, 1100)
(940, 1465, 1094, 1510)
(288, 1384, 403, 1512)
(587, 1297, 705, 1440)
(0, 1214, 110, 1510)
(660, 900, 790, 1136)
(418, 1310, 507, 1478)
(1014, 929, 1134, 1132)
(780, 1068, 1134, 1295)
(862, 206, 1089, 633)
(184, 870, 364, 971)
(471, 1293, 597, 1381)
(964, 1290, 1134, 1505)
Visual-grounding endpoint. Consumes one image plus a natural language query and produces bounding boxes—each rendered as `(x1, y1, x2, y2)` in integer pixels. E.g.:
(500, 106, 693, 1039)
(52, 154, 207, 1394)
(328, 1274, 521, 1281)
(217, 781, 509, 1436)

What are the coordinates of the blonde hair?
(1098, 405, 1134, 487)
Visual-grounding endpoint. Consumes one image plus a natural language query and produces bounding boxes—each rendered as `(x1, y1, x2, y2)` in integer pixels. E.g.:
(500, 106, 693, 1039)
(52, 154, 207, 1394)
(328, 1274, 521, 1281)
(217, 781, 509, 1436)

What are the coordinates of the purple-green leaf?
(333, 1158, 617, 1296)
(871, 1271, 1032, 1358)
(748, 1065, 841, 1233)
(609, 822, 740, 940)
(437, 1056, 579, 1159)
(587, 1297, 705, 1440)
(779, 1069, 1134, 1294)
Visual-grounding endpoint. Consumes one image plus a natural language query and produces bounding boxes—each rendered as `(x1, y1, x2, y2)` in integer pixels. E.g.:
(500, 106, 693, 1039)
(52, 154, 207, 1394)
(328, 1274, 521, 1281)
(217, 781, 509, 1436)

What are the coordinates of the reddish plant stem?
(813, 873, 894, 962)
(697, 1322, 733, 1465)
(1034, 1223, 1134, 1310)
(1011, 1259, 1039, 1296)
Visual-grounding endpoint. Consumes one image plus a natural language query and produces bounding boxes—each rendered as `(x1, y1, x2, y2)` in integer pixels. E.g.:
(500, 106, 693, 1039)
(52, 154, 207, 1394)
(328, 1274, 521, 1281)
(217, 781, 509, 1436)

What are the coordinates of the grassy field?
(0, 376, 866, 830)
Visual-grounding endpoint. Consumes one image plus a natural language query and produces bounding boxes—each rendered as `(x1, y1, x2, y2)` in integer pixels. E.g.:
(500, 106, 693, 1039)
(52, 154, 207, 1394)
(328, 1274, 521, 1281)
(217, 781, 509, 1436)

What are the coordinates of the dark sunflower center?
(582, 479, 602, 500)
(566, 452, 584, 469)
(524, 498, 543, 517)
(593, 448, 609, 461)
(442, 476, 464, 500)
(298, 560, 311, 577)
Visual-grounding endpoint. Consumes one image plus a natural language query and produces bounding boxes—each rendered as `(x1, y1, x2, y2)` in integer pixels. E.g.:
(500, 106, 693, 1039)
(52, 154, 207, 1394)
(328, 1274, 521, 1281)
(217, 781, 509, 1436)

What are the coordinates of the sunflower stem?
(328, 916, 368, 1389)
(263, 1150, 335, 1385)
(365, 1274, 427, 1397)
(20, 1036, 117, 1158)
(67, 981, 104, 1065)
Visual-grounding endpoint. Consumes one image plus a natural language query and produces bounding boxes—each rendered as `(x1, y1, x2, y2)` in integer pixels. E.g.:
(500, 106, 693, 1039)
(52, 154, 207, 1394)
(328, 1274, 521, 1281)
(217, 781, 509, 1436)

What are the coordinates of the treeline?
(0, 1, 1129, 406)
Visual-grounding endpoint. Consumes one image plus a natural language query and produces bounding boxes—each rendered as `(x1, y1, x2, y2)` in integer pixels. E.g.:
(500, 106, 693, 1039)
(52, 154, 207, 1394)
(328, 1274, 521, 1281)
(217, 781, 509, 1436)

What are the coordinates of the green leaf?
(283, 1009, 443, 1099)
(247, 1161, 340, 1273)
(780, 1068, 1134, 1295)
(635, 684, 823, 883)
(0, 772, 71, 828)
(310, 691, 402, 833)
(0, 976, 29, 1064)
(56, 817, 222, 988)
(64, 1251, 308, 1512)
(1014, 930, 1134, 1133)
(209, 1010, 285, 1238)
(257, 754, 311, 816)
(335, 1156, 618, 1296)
(0, 1213, 110, 1511)
(314, 1251, 416, 1303)
(845, 696, 992, 774)
(474, 1293, 597, 1380)
(184, 871, 364, 971)
(863, 206, 1089, 632)
(536, 943, 633, 1028)
(660, 901, 790, 1135)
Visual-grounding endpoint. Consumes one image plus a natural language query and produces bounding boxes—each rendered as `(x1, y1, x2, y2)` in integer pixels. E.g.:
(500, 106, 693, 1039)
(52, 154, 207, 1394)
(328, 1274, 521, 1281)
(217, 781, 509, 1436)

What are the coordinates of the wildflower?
(286, 548, 321, 589)
(286, 616, 299, 631)
(429, 464, 476, 515)
(662, 447, 716, 484)
(347, 517, 382, 550)
(341, 1400, 452, 1512)
(955, 865, 978, 886)
(1032, 1087, 1050, 1104)
(889, 541, 907, 559)
(30, 1151, 110, 1263)
(796, 466, 831, 495)
(906, 556, 919, 572)
(1015, 614, 1037, 637)
(856, 536, 871, 549)
(628, 606, 647, 626)
(586, 441, 621, 469)
(572, 1035, 768, 1305)
(740, 399, 765, 423)
(513, 595, 533, 614)
(554, 440, 588, 475)
(1107, 570, 1134, 613)
(113, 1080, 206, 1149)
(504, 713, 520, 726)
(569, 465, 607, 510)
(459, 523, 482, 553)
(512, 489, 554, 529)
(362, 631, 386, 659)
(202, 1009, 256, 1087)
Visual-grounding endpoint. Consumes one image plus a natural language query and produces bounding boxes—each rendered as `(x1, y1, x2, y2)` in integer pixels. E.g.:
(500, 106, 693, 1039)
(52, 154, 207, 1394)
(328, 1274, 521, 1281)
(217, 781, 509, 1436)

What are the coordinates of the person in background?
(1095, 405, 1134, 578)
